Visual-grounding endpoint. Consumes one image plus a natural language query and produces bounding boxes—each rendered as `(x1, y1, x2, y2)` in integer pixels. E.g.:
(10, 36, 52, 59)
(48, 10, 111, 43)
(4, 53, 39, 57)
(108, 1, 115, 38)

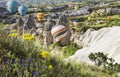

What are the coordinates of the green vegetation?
(62, 42, 81, 57)
(0, 24, 118, 77)
(69, 14, 120, 32)
(1, 0, 120, 76)
(89, 52, 120, 74)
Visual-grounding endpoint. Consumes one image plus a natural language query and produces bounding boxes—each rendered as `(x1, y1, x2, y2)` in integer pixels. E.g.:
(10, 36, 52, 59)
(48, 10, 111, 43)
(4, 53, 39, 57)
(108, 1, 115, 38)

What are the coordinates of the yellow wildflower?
(48, 65, 53, 69)
(8, 33, 14, 37)
(10, 29, 17, 33)
(23, 37, 30, 40)
(29, 36, 34, 40)
(23, 35, 34, 41)
(23, 33, 31, 37)
(22, 33, 35, 41)
(8, 33, 19, 37)
(23, 37, 31, 40)
(40, 51, 50, 58)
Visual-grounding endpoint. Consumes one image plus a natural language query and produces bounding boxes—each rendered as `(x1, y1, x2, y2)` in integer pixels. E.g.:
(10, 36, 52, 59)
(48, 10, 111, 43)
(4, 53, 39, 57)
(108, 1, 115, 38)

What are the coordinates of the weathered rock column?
(43, 16, 55, 48)
(24, 15, 36, 34)
(17, 18, 24, 35)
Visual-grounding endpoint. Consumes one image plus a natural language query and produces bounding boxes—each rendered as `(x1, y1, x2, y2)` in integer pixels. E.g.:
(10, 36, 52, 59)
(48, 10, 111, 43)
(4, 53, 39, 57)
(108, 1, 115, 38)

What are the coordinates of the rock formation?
(17, 18, 24, 35)
(24, 15, 36, 34)
(68, 26, 120, 64)
(43, 16, 55, 48)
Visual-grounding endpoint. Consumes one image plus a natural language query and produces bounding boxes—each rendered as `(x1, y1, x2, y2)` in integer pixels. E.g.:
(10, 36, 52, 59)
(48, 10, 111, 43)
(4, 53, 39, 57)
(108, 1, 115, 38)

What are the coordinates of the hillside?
(0, 0, 120, 76)
(0, 0, 119, 5)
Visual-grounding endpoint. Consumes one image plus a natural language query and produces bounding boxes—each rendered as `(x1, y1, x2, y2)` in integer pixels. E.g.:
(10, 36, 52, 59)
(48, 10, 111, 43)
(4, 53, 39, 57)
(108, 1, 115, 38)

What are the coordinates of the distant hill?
(0, 0, 118, 6)
(0, 1, 6, 7)
(0, 0, 78, 5)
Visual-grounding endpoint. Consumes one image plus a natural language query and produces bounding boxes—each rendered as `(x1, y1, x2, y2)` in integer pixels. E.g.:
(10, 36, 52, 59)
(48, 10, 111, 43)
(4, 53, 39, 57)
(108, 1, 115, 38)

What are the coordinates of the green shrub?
(89, 52, 120, 74)
(62, 42, 80, 58)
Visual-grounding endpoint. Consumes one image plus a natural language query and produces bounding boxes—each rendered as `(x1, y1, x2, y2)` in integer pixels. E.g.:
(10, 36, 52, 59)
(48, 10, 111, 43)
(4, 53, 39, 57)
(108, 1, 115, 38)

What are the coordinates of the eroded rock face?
(68, 26, 120, 64)
(3, 18, 17, 24)
(36, 23, 44, 35)
(43, 16, 55, 48)
(17, 18, 24, 26)
(58, 14, 69, 27)
(22, 15, 37, 35)
(17, 18, 24, 35)
(24, 15, 36, 31)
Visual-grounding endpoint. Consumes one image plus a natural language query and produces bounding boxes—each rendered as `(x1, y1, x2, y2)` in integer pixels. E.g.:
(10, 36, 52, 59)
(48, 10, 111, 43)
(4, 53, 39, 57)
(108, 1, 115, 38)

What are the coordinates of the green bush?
(89, 52, 120, 74)
(63, 42, 80, 57)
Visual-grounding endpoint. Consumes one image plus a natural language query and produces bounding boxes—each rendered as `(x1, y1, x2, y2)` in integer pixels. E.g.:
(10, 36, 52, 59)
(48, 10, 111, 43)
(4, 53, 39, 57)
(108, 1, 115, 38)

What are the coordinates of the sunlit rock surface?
(69, 26, 120, 64)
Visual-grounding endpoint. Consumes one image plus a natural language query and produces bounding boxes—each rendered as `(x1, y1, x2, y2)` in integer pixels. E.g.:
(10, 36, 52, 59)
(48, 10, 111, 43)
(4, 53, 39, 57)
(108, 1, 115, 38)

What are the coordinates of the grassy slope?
(72, 14, 120, 27)
(69, 14, 120, 32)
(0, 24, 118, 77)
